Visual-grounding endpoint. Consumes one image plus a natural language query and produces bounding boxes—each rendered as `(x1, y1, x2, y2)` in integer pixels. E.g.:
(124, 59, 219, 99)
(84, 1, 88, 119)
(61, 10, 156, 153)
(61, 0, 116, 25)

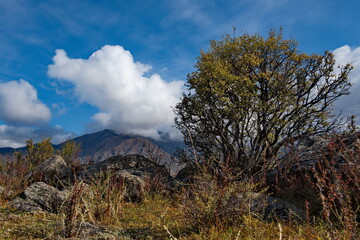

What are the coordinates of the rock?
(77, 221, 104, 235)
(39, 155, 71, 179)
(84, 154, 170, 178)
(175, 164, 198, 183)
(25, 155, 72, 189)
(114, 170, 146, 202)
(245, 192, 305, 221)
(80, 154, 179, 200)
(263, 196, 306, 221)
(9, 182, 68, 213)
(264, 133, 360, 221)
(0, 186, 4, 195)
(9, 198, 43, 212)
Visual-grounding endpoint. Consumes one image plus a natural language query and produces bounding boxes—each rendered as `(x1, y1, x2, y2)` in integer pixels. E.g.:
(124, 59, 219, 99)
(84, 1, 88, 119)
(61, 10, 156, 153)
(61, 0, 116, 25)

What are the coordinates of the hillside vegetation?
(0, 29, 359, 239)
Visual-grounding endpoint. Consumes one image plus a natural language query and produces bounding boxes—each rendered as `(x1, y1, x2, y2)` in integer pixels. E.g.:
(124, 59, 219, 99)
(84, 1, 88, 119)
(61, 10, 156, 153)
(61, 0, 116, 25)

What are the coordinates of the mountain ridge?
(0, 129, 184, 175)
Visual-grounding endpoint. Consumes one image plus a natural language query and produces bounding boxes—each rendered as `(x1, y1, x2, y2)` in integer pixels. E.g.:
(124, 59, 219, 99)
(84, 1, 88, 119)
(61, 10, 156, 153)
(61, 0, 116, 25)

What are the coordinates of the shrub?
(180, 173, 265, 231)
(63, 170, 125, 228)
(0, 155, 34, 200)
(25, 138, 54, 168)
(310, 135, 360, 238)
(58, 140, 81, 167)
(272, 133, 360, 238)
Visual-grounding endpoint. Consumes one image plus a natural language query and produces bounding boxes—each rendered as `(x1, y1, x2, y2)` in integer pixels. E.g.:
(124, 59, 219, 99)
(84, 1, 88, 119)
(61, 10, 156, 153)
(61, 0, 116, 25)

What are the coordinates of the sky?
(0, 0, 360, 147)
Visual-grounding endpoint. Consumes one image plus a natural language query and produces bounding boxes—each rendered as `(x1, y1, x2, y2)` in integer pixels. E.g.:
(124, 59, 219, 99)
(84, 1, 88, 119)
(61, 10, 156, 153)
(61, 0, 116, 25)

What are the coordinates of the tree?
(174, 29, 352, 177)
(58, 140, 81, 166)
(25, 138, 54, 167)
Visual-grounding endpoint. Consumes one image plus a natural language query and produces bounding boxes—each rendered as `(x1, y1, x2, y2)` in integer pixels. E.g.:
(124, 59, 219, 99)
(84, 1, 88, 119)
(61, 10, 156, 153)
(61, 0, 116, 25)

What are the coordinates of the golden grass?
(0, 204, 60, 239)
(0, 195, 357, 240)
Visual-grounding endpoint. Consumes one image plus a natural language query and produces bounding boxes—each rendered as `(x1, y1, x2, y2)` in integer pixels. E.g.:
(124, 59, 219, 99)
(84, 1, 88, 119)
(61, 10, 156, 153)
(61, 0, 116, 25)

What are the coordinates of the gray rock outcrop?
(24, 155, 72, 189)
(81, 154, 179, 200)
(10, 182, 68, 213)
(113, 170, 146, 202)
(83, 154, 170, 177)
(263, 196, 306, 221)
(239, 192, 306, 221)
(175, 164, 198, 183)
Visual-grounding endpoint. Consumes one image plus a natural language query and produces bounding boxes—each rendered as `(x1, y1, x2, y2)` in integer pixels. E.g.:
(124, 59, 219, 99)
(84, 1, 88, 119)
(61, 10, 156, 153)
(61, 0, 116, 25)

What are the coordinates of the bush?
(271, 133, 360, 238)
(0, 156, 33, 200)
(310, 135, 360, 238)
(63, 170, 125, 232)
(180, 173, 265, 231)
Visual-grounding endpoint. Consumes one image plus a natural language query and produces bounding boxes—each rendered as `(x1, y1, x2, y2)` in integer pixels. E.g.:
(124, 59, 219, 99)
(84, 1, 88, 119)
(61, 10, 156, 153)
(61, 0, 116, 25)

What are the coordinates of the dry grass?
(0, 135, 359, 239)
(0, 204, 61, 239)
(0, 193, 359, 239)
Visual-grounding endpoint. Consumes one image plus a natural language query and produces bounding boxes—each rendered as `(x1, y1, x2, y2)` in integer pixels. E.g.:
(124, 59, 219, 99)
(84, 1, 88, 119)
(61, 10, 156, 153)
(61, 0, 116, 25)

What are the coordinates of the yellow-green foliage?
(58, 140, 81, 166)
(25, 138, 54, 168)
(179, 173, 265, 231)
(175, 28, 353, 176)
(0, 138, 55, 200)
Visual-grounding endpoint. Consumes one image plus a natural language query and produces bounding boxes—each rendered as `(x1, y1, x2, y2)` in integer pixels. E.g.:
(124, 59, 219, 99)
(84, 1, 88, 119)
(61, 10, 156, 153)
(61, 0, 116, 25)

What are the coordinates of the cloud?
(48, 45, 184, 140)
(0, 125, 32, 148)
(161, 0, 213, 28)
(51, 102, 68, 116)
(0, 124, 73, 148)
(333, 45, 360, 78)
(32, 124, 75, 144)
(0, 80, 51, 125)
(332, 45, 360, 117)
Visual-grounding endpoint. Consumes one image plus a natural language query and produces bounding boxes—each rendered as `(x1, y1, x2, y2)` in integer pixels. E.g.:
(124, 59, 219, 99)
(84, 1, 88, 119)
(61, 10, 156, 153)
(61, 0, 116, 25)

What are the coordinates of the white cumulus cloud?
(0, 80, 51, 125)
(48, 45, 184, 140)
(333, 45, 360, 117)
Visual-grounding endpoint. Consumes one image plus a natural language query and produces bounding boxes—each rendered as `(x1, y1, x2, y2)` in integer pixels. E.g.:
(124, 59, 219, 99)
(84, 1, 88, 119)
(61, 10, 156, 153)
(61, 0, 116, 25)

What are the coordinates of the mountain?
(0, 147, 14, 155)
(0, 129, 184, 175)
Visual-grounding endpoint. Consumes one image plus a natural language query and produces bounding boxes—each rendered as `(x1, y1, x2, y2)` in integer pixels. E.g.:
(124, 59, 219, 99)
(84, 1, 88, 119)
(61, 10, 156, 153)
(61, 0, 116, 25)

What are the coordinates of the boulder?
(25, 155, 72, 189)
(83, 154, 170, 178)
(9, 198, 43, 212)
(113, 170, 146, 202)
(264, 133, 360, 220)
(80, 154, 179, 199)
(10, 182, 68, 213)
(244, 192, 306, 221)
(175, 164, 198, 183)
(263, 196, 306, 221)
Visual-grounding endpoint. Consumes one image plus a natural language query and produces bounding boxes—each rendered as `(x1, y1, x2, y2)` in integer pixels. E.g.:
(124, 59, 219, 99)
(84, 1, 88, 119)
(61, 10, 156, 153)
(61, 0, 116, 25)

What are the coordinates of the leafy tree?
(25, 138, 54, 167)
(58, 140, 81, 166)
(174, 29, 352, 177)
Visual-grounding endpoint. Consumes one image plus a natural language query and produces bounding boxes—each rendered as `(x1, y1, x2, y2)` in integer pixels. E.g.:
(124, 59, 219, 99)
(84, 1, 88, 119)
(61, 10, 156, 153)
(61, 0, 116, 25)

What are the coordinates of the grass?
(0, 194, 358, 239)
(0, 134, 359, 239)
(0, 204, 61, 239)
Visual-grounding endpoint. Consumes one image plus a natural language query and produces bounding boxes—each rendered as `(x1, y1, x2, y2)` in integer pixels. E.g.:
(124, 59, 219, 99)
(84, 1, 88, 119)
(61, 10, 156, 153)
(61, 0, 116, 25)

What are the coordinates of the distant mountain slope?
(0, 129, 184, 175)
(0, 147, 14, 155)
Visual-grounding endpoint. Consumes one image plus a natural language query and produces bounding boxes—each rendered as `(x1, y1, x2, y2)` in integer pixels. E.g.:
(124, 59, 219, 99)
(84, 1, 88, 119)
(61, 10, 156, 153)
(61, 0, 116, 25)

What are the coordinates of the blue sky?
(0, 0, 360, 147)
